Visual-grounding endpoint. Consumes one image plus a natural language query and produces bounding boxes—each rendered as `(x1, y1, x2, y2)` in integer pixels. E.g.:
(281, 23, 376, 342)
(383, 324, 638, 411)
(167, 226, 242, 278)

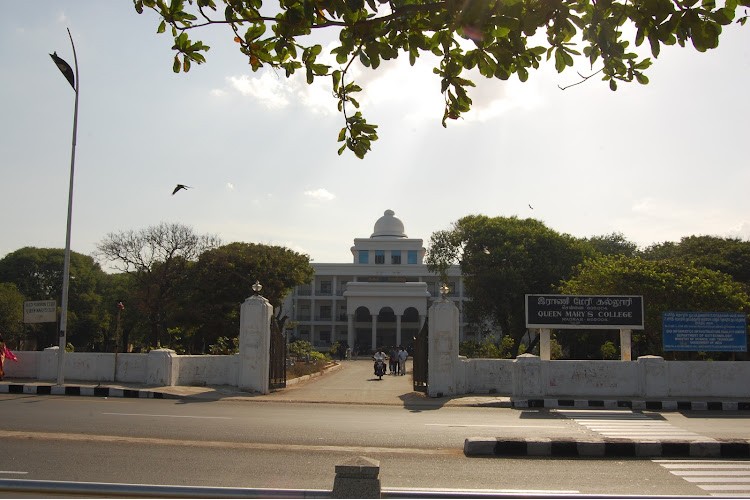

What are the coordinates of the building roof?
(371, 209, 407, 238)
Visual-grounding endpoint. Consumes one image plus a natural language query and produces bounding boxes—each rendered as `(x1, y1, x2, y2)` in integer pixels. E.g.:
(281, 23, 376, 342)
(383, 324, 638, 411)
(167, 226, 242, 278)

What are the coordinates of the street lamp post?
(50, 28, 79, 386)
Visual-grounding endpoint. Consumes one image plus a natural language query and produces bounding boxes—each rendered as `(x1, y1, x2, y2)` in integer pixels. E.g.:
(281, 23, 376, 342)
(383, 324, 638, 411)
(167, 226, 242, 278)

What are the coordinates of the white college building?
(282, 210, 469, 353)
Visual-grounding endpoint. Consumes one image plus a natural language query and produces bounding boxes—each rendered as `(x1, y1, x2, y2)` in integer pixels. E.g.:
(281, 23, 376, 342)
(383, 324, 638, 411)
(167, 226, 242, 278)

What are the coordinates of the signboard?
(526, 294, 644, 330)
(662, 311, 747, 352)
(23, 300, 57, 324)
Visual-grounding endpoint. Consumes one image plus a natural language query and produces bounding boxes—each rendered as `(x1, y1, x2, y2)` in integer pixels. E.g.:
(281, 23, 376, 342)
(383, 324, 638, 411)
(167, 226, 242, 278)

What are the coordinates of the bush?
(460, 335, 514, 358)
(289, 339, 313, 358)
(208, 336, 239, 355)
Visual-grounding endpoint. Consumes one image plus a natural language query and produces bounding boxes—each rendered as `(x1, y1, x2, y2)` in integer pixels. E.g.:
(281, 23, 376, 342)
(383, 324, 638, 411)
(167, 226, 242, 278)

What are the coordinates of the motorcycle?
(374, 359, 386, 380)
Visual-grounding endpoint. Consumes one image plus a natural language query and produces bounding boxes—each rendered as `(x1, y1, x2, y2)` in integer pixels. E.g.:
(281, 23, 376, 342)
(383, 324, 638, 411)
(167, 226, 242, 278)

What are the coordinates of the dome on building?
(371, 209, 407, 238)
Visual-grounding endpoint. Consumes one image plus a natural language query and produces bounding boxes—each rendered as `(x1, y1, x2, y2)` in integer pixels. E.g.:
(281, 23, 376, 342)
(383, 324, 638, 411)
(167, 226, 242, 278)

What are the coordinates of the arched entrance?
(354, 306, 372, 354)
(377, 307, 397, 348)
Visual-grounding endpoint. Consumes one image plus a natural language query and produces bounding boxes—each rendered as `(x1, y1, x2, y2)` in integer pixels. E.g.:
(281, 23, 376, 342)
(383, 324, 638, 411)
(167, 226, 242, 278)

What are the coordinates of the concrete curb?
(512, 398, 750, 411)
(0, 383, 169, 399)
(464, 437, 750, 458)
(3, 382, 750, 412)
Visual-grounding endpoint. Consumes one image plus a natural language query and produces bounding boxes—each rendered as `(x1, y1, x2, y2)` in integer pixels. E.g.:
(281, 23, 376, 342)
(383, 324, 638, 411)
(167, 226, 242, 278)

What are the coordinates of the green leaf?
(332, 70, 342, 91)
(173, 55, 181, 73)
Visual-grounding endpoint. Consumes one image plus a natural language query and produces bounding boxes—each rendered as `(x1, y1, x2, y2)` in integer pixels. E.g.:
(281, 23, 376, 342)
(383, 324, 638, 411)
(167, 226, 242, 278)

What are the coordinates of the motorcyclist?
(373, 348, 387, 375)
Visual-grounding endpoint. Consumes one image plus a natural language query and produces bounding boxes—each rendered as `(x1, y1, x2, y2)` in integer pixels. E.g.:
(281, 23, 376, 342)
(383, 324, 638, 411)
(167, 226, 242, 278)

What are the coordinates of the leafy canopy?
(133, 0, 748, 158)
(559, 254, 750, 356)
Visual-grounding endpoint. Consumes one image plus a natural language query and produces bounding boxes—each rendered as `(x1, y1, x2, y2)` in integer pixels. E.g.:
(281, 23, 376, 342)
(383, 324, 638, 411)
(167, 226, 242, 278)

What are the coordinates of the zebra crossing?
(555, 409, 708, 441)
(655, 460, 750, 496)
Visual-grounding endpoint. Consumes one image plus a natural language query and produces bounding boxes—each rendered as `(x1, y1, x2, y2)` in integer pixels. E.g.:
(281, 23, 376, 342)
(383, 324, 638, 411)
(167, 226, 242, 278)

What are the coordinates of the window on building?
(358, 250, 368, 264)
(299, 304, 311, 320)
(320, 280, 332, 294)
(391, 251, 401, 264)
(375, 250, 385, 264)
(407, 250, 418, 264)
(319, 305, 332, 320)
(320, 331, 331, 345)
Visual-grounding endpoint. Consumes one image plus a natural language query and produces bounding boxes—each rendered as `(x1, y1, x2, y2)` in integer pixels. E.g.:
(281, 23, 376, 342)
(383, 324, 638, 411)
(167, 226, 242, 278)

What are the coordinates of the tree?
(134, 0, 747, 157)
(0, 247, 110, 350)
(96, 222, 221, 349)
(181, 242, 314, 352)
(0, 283, 25, 345)
(585, 232, 638, 257)
(641, 236, 750, 288)
(427, 215, 591, 355)
(559, 255, 750, 358)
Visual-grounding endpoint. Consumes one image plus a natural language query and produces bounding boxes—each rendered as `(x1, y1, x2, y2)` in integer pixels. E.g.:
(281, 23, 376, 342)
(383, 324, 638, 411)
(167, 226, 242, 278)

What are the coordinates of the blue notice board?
(662, 312, 747, 352)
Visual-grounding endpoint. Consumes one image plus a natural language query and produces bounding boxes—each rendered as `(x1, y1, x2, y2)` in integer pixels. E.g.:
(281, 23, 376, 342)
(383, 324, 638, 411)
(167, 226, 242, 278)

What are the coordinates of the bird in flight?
(528, 204, 534, 209)
(172, 184, 192, 195)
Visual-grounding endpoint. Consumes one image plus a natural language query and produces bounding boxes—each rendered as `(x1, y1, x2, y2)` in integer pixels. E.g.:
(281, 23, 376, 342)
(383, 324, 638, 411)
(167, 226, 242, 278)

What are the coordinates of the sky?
(2, 2, 749, 271)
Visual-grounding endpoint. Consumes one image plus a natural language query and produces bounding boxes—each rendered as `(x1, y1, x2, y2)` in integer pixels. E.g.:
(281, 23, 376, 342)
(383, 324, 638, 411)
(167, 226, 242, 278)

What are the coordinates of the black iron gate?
(412, 318, 428, 393)
(269, 318, 287, 391)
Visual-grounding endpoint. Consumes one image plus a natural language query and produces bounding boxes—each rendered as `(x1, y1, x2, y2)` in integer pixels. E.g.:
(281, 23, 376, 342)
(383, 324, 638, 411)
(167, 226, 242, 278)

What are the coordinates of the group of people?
(373, 346, 409, 376)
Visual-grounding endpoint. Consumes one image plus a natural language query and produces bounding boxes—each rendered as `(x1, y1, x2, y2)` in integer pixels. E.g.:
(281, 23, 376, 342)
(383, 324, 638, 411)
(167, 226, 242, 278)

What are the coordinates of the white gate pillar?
(238, 289, 273, 394)
(427, 298, 460, 398)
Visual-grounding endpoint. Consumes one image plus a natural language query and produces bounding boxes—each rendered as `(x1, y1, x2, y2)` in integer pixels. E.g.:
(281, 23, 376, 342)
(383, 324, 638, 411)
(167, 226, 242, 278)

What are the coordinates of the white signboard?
(24, 300, 57, 323)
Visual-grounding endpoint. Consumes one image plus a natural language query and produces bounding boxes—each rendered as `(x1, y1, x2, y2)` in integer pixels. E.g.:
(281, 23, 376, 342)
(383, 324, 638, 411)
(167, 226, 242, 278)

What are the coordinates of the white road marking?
(556, 410, 708, 440)
(102, 412, 231, 419)
(0, 471, 28, 475)
(425, 424, 566, 429)
(654, 460, 750, 496)
(390, 487, 580, 494)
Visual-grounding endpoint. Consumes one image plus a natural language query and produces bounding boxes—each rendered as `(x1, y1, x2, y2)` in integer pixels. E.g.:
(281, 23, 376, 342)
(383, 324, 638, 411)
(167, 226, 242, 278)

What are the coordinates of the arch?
(354, 306, 371, 322)
(402, 307, 419, 322)
(377, 306, 397, 323)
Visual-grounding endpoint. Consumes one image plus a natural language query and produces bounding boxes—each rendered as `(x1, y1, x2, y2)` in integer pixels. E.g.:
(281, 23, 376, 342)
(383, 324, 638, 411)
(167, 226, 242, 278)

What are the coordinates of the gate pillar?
(238, 291, 273, 393)
(427, 298, 459, 398)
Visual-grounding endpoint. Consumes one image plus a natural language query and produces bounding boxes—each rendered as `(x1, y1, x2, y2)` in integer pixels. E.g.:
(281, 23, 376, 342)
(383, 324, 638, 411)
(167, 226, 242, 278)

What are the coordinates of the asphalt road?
(0, 393, 748, 496)
(1, 360, 749, 496)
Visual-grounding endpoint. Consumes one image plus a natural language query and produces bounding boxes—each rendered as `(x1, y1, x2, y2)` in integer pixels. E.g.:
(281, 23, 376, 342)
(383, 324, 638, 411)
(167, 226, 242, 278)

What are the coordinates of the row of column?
(347, 314, 426, 350)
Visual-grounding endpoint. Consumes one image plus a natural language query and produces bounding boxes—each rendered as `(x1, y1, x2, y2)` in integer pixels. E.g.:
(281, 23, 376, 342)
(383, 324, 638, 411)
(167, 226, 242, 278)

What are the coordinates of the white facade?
(283, 210, 468, 353)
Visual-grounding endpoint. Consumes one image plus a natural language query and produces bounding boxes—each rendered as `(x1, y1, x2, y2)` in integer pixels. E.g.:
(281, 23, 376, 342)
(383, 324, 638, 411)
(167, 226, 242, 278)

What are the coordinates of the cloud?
(228, 73, 291, 109)
(727, 222, 750, 241)
(226, 68, 336, 115)
(221, 41, 544, 122)
(304, 188, 336, 201)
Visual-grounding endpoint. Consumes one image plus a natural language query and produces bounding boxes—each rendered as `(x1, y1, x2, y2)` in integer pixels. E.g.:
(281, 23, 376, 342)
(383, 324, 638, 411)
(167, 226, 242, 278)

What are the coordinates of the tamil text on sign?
(526, 294, 644, 329)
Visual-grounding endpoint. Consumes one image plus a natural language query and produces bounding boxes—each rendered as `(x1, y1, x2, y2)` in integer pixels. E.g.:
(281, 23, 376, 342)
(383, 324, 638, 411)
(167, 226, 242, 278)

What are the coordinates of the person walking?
(389, 346, 398, 375)
(397, 346, 408, 376)
(0, 334, 17, 381)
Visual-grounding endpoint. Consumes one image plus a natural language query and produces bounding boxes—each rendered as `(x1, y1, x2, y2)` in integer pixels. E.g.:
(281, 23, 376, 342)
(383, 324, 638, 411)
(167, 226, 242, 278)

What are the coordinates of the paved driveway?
(261, 359, 415, 405)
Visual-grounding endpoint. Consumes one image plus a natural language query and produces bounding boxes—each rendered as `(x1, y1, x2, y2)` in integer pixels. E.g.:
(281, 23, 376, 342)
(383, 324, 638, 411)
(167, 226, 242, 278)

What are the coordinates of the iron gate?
(412, 318, 428, 392)
(269, 318, 287, 391)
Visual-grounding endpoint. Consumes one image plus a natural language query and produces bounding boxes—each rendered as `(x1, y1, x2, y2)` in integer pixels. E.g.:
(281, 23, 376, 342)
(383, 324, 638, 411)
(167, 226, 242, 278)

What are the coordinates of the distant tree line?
(0, 222, 313, 354)
(428, 215, 750, 360)
(2, 217, 748, 359)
